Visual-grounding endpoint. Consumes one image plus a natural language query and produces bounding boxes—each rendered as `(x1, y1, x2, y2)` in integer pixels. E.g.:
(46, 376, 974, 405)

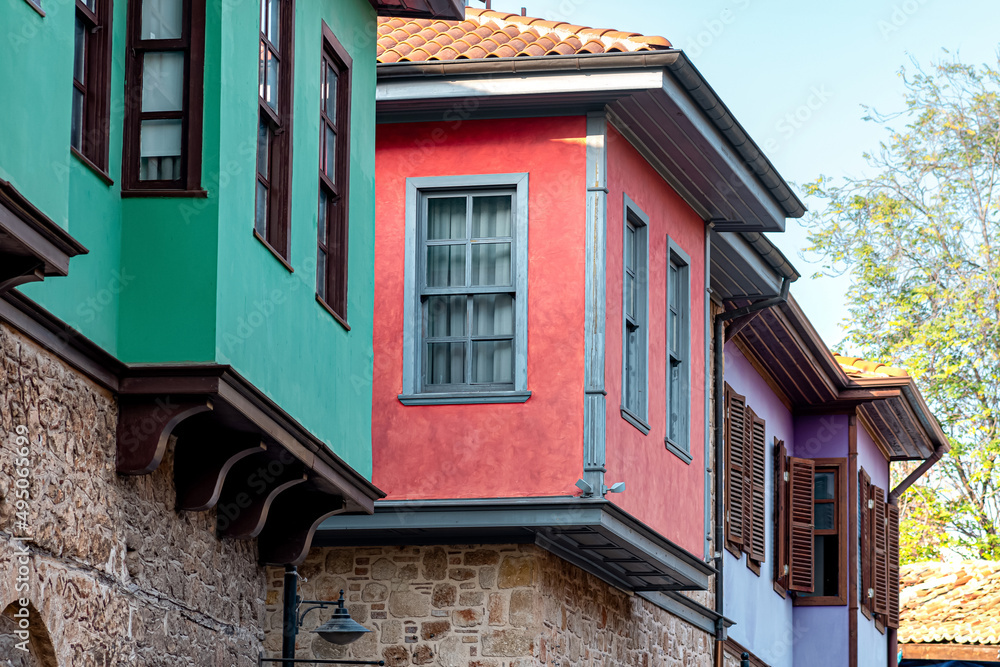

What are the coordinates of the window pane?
(260, 45, 278, 110)
(74, 16, 86, 83)
(472, 294, 514, 336)
(625, 225, 635, 271)
(426, 245, 466, 287)
(815, 472, 835, 500)
(815, 502, 835, 531)
(426, 296, 466, 337)
(325, 64, 338, 124)
(670, 263, 681, 307)
(668, 360, 681, 441)
(669, 311, 679, 355)
(255, 181, 268, 236)
(267, 0, 280, 49)
(139, 119, 182, 181)
(812, 535, 839, 596)
(427, 197, 466, 240)
(471, 195, 512, 238)
(83, 0, 95, 9)
(142, 0, 184, 39)
(471, 243, 511, 286)
(625, 325, 638, 410)
(142, 52, 185, 112)
(316, 248, 327, 300)
(625, 273, 635, 320)
(325, 125, 336, 182)
(427, 342, 465, 385)
(71, 88, 84, 151)
(318, 188, 328, 244)
(472, 341, 513, 384)
(257, 117, 269, 178)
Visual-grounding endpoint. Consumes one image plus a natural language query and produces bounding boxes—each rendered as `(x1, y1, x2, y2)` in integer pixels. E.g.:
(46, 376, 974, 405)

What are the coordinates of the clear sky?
(479, 0, 1000, 351)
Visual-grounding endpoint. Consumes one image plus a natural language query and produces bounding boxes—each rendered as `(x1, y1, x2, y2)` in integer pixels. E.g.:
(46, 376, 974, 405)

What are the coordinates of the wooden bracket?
(173, 421, 266, 511)
(0, 257, 45, 294)
(216, 450, 307, 539)
(257, 482, 345, 565)
(116, 398, 212, 474)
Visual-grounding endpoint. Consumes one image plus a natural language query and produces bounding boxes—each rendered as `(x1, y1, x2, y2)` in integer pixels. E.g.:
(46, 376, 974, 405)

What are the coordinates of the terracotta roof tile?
(376, 7, 672, 63)
(900, 561, 1000, 645)
(834, 354, 910, 379)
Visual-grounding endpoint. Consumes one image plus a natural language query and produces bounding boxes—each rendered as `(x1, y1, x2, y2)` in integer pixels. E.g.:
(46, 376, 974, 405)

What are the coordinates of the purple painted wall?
(723, 343, 795, 667)
(792, 414, 850, 459)
(857, 423, 891, 666)
(793, 606, 850, 666)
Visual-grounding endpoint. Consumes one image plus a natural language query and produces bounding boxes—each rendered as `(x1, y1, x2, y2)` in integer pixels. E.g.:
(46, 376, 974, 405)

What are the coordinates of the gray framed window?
(621, 196, 649, 433)
(399, 174, 530, 405)
(665, 236, 691, 462)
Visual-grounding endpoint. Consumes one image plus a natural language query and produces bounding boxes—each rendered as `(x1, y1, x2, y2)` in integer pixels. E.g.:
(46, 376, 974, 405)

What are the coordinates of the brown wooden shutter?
(859, 468, 872, 616)
(873, 485, 889, 616)
(887, 503, 900, 628)
(787, 456, 815, 592)
(749, 412, 767, 563)
(725, 384, 747, 550)
(773, 440, 788, 588)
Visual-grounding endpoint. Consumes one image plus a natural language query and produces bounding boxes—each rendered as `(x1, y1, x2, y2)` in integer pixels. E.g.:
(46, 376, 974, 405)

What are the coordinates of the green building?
(0, 0, 462, 661)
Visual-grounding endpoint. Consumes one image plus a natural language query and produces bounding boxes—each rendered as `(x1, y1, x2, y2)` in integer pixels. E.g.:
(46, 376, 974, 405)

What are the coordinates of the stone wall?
(0, 322, 267, 665)
(266, 544, 715, 666)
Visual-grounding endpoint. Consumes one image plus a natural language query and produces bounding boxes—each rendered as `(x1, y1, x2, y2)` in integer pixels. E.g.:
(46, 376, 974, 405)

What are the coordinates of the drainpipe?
(282, 565, 299, 666)
(886, 442, 947, 667)
(712, 277, 792, 642)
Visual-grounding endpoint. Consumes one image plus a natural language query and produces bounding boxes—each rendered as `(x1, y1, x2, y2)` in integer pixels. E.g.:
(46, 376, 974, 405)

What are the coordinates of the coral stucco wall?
(372, 117, 588, 500)
(603, 125, 706, 554)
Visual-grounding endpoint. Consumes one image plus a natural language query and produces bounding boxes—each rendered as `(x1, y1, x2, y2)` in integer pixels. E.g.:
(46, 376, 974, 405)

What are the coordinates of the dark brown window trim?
(122, 0, 206, 193)
(121, 188, 208, 198)
(316, 295, 350, 331)
(22, 0, 45, 17)
(72, 0, 113, 170)
(316, 21, 352, 320)
(794, 457, 849, 607)
(253, 229, 294, 273)
(71, 147, 114, 186)
(254, 0, 295, 260)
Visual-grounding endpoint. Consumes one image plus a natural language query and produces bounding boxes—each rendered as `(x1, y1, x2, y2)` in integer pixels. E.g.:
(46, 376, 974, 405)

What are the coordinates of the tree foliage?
(804, 51, 1000, 561)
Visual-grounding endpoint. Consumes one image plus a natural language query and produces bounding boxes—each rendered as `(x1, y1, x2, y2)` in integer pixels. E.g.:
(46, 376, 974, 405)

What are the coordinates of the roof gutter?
(739, 232, 800, 281)
(376, 50, 805, 219)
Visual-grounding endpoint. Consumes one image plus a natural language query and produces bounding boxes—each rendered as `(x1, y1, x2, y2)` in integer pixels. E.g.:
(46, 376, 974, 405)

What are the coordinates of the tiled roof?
(900, 561, 1000, 645)
(834, 354, 909, 379)
(377, 7, 672, 63)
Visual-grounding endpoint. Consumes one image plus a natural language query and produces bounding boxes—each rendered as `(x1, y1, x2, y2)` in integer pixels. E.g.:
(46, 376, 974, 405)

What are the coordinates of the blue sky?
(480, 0, 1000, 351)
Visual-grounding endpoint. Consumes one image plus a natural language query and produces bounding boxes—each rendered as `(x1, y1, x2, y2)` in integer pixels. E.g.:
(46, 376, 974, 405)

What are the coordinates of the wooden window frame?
(398, 173, 530, 406)
(315, 22, 352, 326)
(773, 438, 789, 597)
(664, 236, 691, 462)
(794, 457, 848, 607)
(253, 0, 295, 262)
(122, 0, 206, 196)
(620, 196, 649, 433)
(71, 0, 114, 177)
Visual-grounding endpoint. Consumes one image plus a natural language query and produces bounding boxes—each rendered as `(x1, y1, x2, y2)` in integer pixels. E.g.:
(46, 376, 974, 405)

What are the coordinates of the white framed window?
(665, 236, 691, 462)
(399, 174, 530, 405)
(621, 195, 649, 433)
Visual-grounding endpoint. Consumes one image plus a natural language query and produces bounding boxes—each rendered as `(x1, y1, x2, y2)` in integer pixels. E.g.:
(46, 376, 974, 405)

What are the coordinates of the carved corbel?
(116, 398, 212, 474)
(257, 482, 346, 565)
(216, 450, 307, 539)
(173, 420, 267, 511)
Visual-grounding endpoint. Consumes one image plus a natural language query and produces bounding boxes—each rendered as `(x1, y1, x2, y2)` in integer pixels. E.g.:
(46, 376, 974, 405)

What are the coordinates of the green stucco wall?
(2, 0, 378, 478)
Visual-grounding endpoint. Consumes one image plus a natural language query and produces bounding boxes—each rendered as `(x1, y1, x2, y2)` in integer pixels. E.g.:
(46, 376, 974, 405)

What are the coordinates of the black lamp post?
(257, 565, 384, 667)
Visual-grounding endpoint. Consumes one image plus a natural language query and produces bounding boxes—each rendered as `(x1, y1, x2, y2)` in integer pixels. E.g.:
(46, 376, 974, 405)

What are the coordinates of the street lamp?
(257, 565, 384, 667)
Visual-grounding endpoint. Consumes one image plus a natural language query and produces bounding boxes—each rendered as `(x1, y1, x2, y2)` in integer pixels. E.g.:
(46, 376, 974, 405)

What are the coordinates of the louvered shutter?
(741, 408, 755, 555)
(887, 503, 900, 628)
(787, 456, 815, 592)
(873, 485, 888, 616)
(749, 411, 767, 562)
(859, 468, 872, 614)
(725, 385, 747, 549)
(774, 440, 788, 588)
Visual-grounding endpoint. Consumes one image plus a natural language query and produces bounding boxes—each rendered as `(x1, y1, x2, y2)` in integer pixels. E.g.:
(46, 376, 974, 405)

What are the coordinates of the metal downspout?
(712, 278, 792, 641)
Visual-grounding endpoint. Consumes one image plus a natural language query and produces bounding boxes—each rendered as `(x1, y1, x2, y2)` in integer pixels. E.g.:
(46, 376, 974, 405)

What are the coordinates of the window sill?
(121, 188, 209, 198)
(793, 593, 847, 607)
(71, 147, 113, 186)
(664, 438, 692, 464)
(316, 295, 350, 331)
(620, 406, 650, 435)
(399, 391, 531, 406)
(254, 230, 294, 273)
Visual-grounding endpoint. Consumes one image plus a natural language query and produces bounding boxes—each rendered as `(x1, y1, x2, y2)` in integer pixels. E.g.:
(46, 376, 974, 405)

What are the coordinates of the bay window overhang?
(375, 50, 805, 233)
